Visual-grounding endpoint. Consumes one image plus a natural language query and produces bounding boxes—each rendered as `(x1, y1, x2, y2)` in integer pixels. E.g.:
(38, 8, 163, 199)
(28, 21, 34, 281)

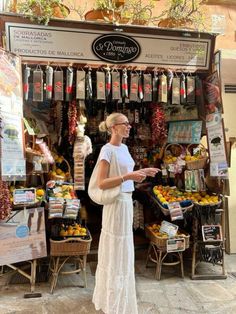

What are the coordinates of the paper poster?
(206, 112, 222, 128)
(207, 122, 227, 163)
(1, 112, 24, 159)
(0, 48, 23, 117)
(203, 71, 223, 114)
(210, 161, 228, 178)
(0, 207, 47, 266)
(168, 121, 202, 144)
(1, 158, 26, 180)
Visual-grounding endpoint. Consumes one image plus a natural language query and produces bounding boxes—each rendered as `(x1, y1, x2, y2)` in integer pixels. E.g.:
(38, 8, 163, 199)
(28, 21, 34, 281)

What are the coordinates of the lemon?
(56, 168, 63, 175)
(160, 197, 166, 203)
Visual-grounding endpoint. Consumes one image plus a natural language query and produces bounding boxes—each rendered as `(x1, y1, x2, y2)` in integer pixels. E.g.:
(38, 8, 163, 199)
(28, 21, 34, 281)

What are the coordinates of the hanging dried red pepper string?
(68, 100, 77, 144)
(150, 103, 167, 145)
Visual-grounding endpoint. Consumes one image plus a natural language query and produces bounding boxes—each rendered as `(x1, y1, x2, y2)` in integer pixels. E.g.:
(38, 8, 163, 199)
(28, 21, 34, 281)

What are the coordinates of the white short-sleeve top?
(98, 143, 135, 192)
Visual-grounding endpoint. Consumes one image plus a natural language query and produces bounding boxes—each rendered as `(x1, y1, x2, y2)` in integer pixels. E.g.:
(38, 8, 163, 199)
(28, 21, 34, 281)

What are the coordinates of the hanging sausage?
(76, 70, 86, 100)
(158, 73, 167, 103)
(167, 69, 174, 104)
(152, 70, 159, 103)
(45, 65, 53, 100)
(122, 68, 129, 99)
(65, 66, 74, 102)
(180, 72, 186, 105)
(172, 75, 181, 105)
(33, 65, 43, 102)
(187, 75, 196, 104)
(112, 70, 121, 100)
(23, 65, 31, 101)
(86, 67, 93, 100)
(129, 72, 139, 102)
(138, 71, 144, 101)
(105, 67, 111, 101)
(143, 73, 152, 102)
(96, 70, 106, 100)
(54, 68, 64, 101)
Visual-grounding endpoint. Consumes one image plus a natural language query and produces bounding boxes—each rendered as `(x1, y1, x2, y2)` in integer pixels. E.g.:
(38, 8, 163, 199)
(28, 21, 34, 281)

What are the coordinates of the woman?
(92, 112, 159, 314)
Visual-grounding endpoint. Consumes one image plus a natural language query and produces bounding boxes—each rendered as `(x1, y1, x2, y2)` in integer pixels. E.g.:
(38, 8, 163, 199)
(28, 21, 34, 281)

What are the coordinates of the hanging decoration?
(150, 103, 167, 145)
(0, 181, 12, 221)
(68, 100, 78, 144)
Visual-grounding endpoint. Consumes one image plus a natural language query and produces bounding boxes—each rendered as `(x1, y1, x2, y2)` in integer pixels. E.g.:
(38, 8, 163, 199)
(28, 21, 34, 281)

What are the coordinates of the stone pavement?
(0, 253, 236, 314)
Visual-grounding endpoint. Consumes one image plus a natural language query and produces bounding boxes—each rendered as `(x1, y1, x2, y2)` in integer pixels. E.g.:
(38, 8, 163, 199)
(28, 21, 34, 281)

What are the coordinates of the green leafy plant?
(124, 0, 155, 25)
(85, 0, 124, 23)
(17, 0, 69, 25)
(155, 0, 206, 30)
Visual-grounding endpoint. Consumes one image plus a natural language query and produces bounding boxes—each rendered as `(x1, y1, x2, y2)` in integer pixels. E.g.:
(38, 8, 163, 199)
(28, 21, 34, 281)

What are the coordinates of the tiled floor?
(0, 253, 236, 314)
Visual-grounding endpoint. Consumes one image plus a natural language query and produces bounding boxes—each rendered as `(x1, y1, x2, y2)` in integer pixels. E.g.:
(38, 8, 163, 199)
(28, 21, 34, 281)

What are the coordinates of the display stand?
(146, 242, 184, 280)
(191, 203, 227, 280)
(48, 235, 92, 293)
(5, 259, 40, 297)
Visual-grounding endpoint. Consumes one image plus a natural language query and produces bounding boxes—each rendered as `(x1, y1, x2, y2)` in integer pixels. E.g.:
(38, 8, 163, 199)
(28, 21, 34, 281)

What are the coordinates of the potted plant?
(156, 0, 206, 30)
(17, 0, 70, 25)
(84, 0, 123, 23)
(125, 0, 155, 26)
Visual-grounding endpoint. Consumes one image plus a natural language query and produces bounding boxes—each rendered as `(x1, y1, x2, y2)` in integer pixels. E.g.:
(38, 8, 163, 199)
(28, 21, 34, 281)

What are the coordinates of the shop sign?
(5, 23, 212, 71)
(92, 34, 140, 63)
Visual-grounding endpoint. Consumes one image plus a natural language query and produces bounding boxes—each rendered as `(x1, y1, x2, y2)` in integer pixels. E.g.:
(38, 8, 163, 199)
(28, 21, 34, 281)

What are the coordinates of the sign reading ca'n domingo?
(5, 23, 212, 71)
(92, 34, 140, 63)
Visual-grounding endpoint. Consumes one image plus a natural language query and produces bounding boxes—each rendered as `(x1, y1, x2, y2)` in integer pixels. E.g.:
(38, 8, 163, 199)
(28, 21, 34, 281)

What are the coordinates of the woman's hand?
(141, 167, 160, 177)
(126, 170, 147, 183)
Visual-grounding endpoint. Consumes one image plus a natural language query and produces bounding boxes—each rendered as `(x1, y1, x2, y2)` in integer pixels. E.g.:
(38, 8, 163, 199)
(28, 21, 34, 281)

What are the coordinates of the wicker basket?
(145, 224, 190, 251)
(50, 233, 92, 257)
(152, 193, 193, 216)
(159, 201, 193, 216)
(163, 143, 185, 166)
(50, 158, 72, 182)
(185, 143, 208, 170)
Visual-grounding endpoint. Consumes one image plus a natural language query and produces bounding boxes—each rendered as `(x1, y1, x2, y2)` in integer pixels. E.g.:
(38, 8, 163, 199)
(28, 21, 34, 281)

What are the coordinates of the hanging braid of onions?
(68, 100, 77, 144)
(150, 103, 167, 145)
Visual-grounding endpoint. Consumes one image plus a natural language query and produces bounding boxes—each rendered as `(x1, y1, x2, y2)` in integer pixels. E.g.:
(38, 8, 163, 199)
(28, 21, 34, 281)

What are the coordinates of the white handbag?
(88, 150, 121, 205)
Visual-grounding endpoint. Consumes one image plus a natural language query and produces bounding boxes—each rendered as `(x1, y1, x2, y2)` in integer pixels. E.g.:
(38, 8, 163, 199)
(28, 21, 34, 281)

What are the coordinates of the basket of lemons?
(163, 143, 185, 166)
(145, 223, 190, 250)
(49, 155, 72, 182)
(185, 143, 208, 170)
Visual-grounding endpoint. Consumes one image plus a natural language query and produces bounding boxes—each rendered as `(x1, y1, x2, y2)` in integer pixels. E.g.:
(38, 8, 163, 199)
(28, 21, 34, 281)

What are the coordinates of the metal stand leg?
(82, 255, 87, 288)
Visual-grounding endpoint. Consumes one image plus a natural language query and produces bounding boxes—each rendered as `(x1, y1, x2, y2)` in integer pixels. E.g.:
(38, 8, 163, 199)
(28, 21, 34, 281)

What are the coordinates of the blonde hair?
(99, 112, 125, 133)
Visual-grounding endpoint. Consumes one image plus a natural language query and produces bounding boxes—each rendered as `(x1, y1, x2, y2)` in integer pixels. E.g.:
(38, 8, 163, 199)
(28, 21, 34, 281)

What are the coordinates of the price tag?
(168, 202, 184, 221)
(13, 188, 36, 205)
(167, 238, 185, 252)
(160, 220, 178, 237)
(53, 187, 62, 194)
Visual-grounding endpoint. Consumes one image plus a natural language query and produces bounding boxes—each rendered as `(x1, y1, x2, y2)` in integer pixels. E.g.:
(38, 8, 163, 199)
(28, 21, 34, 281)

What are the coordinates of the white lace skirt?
(92, 193, 138, 314)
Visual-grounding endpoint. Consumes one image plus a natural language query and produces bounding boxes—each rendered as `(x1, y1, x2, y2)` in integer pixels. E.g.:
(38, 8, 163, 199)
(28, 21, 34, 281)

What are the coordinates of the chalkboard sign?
(202, 225, 223, 242)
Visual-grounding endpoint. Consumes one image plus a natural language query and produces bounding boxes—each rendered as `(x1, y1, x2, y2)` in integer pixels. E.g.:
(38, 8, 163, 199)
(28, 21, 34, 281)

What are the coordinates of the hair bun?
(99, 121, 108, 133)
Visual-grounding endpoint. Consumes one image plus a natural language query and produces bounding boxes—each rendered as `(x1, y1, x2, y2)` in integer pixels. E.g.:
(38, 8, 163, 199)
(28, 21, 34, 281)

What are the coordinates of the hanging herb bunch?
(150, 103, 167, 145)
